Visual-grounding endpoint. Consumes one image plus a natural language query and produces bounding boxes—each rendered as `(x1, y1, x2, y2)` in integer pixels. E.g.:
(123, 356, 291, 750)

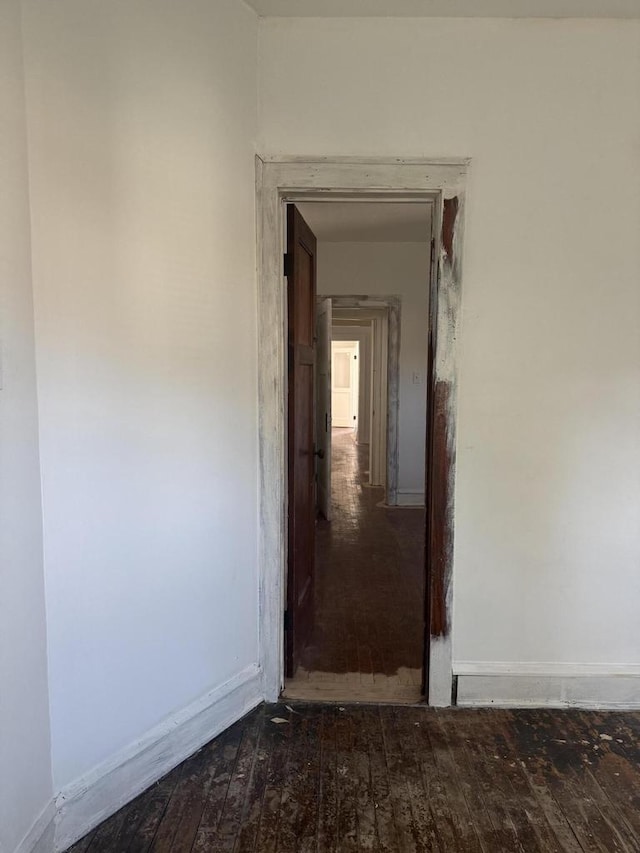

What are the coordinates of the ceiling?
(296, 202, 432, 242)
(247, 0, 640, 17)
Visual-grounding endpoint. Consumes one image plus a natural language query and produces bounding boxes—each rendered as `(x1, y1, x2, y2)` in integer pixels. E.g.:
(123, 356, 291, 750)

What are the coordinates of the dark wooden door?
(286, 204, 317, 677)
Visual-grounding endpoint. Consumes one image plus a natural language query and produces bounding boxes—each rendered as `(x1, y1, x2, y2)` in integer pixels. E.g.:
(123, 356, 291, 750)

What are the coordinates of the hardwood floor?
(69, 701, 640, 852)
(285, 428, 425, 703)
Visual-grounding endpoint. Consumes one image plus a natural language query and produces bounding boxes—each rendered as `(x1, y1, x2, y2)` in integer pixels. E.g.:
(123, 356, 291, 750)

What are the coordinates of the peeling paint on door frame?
(256, 156, 469, 707)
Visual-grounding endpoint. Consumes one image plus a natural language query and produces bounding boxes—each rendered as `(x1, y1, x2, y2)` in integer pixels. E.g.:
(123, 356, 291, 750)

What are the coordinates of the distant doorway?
(328, 298, 397, 500)
(331, 341, 359, 429)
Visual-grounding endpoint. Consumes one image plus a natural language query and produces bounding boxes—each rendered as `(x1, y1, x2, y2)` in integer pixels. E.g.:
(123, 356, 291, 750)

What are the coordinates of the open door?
(286, 204, 317, 678)
(316, 298, 332, 521)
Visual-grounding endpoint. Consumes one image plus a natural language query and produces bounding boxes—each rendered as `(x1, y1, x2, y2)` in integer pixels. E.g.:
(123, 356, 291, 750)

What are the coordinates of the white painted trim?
(54, 664, 262, 852)
(396, 489, 425, 507)
(14, 801, 55, 853)
(457, 673, 640, 710)
(454, 660, 640, 677)
(372, 312, 389, 494)
(257, 156, 468, 706)
(260, 155, 471, 167)
(429, 636, 454, 708)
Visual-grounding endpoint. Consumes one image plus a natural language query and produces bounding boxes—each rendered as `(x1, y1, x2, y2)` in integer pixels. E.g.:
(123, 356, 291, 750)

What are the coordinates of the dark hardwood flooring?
(286, 429, 425, 701)
(70, 701, 640, 852)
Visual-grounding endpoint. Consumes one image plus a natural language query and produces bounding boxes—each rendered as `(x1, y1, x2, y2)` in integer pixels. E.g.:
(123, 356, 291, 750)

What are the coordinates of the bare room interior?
(2, 1, 640, 852)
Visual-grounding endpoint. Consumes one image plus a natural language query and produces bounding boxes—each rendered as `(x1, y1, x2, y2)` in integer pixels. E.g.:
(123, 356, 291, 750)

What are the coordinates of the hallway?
(284, 429, 425, 703)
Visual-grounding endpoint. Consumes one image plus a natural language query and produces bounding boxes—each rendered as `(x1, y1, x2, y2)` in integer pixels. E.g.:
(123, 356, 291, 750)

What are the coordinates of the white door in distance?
(331, 341, 359, 429)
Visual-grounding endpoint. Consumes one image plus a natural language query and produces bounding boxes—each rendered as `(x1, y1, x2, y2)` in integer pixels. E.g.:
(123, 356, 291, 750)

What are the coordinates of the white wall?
(259, 19, 640, 671)
(319, 243, 430, 496)
(22, 0, 260, 793)
(0, 2, 54, 850)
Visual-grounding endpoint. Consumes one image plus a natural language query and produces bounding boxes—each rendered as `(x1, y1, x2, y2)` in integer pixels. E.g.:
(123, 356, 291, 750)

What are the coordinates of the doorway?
(256, 158, 468, 707)
(284, 200, 432, 703)
(331, 341, 359, 429)
(328, 297, 400, 503)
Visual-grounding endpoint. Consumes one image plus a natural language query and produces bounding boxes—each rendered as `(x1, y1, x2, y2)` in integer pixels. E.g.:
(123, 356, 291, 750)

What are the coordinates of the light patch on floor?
(284, 667, 423, 704)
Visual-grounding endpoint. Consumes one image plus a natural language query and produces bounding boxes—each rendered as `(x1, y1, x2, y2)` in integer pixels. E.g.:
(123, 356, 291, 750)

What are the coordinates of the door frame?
(256, 156, 469, 706)
(329, 321, 371, 446)
(330, 298, 400, 502)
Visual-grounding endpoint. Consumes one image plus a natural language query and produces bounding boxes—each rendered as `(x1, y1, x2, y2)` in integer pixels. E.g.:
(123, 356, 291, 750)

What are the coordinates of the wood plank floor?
(69, 702, 640, 852)
(286, 428, 425, 703)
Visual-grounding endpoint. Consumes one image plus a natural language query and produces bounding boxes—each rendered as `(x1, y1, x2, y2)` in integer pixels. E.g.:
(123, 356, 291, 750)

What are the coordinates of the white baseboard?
(454, 661, 640, 709)
(395, 490, 425, 507)
(55, 663, 262, 852)
(454, 660, 640, 677)
(14, 801, 55, 853)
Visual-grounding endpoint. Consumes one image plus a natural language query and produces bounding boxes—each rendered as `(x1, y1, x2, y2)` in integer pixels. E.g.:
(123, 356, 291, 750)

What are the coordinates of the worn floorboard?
(69, 702, 640, 853)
